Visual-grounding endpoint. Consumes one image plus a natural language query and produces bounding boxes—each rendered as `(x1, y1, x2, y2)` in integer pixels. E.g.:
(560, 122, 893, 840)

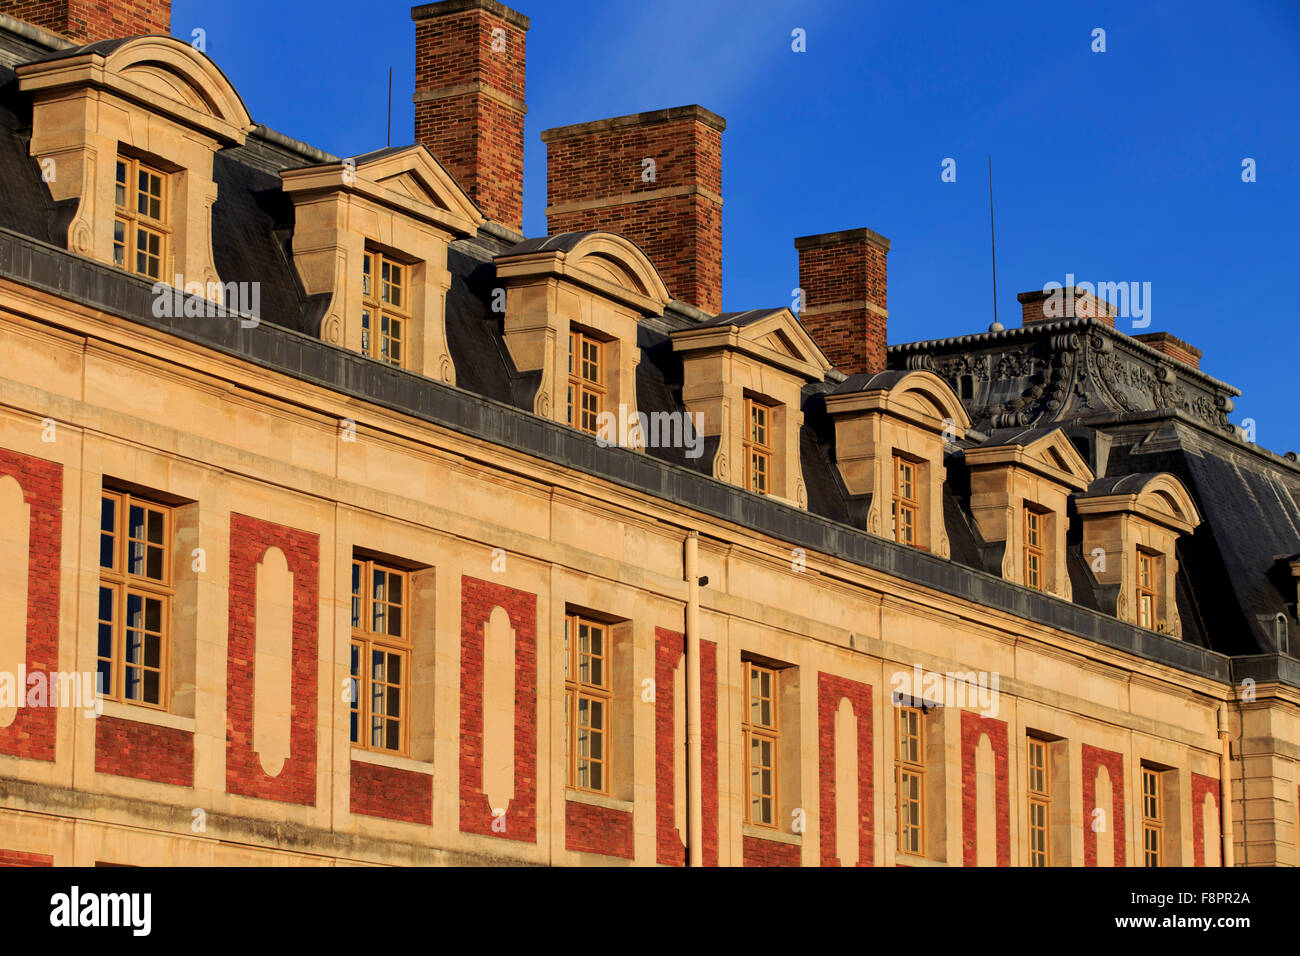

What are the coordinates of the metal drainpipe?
(685, 531, 703, 867)
(1218, 703, 1235, 867)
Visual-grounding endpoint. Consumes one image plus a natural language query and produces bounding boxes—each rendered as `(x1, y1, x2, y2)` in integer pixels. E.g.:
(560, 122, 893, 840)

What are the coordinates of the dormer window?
(892, 455, 919, 545)
(1076, 473, 1200, 637)
(744, 397, 773, 495)
(1136, 549, 1160, 629)
(1024, 506, 1046, 590)
(361, 251, 408, 368)
(567, 330, 606, 435)
(113, 156, 168, 280)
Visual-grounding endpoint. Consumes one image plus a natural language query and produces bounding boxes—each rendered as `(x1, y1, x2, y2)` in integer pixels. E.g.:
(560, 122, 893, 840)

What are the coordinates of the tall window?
(564, 614, 611, 793)
(113, 156, 167, 279)
(896, 706, 924, 855)
(98, 490, 172, 708)
(361, 251, 407, 367)
(1027, 737, 1051, 866)
(743, 397, 773, 495)
(1024, 507, 1045, 590)
(567, 331, 605, 435)
(350, 558, 409, 753)
(743, 662, 778, 827)
(1136, 550, 1158, 628)
(1142, 766, 1163, 866)
(892, 456, 919, 546)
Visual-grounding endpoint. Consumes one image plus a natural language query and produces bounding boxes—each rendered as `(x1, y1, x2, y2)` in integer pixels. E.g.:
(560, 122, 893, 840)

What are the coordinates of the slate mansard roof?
(0, 25, 1297, 684)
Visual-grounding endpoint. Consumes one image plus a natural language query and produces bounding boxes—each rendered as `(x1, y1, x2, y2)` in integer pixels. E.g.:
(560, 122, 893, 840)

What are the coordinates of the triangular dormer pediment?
(672, 308, 832, 382)
(965, 427, 1095, 491)
(281, 144, 484, 239)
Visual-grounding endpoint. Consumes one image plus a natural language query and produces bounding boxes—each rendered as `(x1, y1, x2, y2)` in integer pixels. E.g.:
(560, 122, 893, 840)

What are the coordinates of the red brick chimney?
(541, 105, 724, 314)
(412, 0, 528, 233)
(794, 228, 890, 377)
(1017, 287, 1116, 328)
(0, 0, 169, 41)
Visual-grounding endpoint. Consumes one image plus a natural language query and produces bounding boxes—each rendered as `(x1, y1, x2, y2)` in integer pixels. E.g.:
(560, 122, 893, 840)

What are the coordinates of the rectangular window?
(1142, 766, 1162, 866)
(566, 331, 606, 435)
(1027, 737, 1050, 866)
(98, 490, 172, 708)
(1024, 507, 1045, 590)
(743, 397, 773, 495)
(742, 662, 778, 827)
(361, 251, 407, 368)
(113, 156, 168, 280)
(1137, 550, 1157, 628)
(350, 558, 409, 753)
(896, 705, 924, 855)
(892, 456, 919, 546)
(564, 614, 611, 793)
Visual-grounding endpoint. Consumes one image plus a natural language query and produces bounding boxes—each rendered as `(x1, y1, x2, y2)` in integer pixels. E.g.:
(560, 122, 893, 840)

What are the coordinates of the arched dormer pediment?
(1076, 472, 1200, 534)
(19, 36, 252, 146)
(828, 368, 971, 437)
(495, 231, 671, 316)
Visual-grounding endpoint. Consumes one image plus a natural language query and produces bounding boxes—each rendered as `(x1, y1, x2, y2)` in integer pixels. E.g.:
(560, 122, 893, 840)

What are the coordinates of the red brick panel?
(816, 672, 873, 866)
(0, 849, 52, 866)
(458, 575, 537, 843)
(224, 514, 319, 806)
(565, 799, 634, 859)
(0, 449, 62, 763)
(742, 834, 800, 867)
(1081, 744, 1126, 867)
(0, 0, 170, 42)
(94, 714, 193, 786)
(654, 627, 684, 865)
(960, 711, 1010, 866)
(350, 760, 433, 826)
(1191, 772, 1221, 868)
(652, 629, 718, 865)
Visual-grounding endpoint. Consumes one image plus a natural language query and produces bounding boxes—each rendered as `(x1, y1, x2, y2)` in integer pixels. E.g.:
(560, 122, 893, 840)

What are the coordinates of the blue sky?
(174, 0, 1300, 452)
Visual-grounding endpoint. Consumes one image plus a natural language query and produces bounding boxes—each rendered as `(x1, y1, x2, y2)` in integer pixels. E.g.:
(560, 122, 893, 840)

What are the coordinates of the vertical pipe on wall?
(1218, 703, 1235, 867)
(685, 531, 703, 866)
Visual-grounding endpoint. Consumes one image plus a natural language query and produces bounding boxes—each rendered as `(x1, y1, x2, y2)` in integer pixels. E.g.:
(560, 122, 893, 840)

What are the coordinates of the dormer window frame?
(1024, 503, 1047, 591)
(360, 247, 411, 369)
(743, 395, 775, 496)
(1136, 547, 1161, 630)
(112, 153, 171, 281)
(567, 327, 608, 436)
(892, 452, 921, 546)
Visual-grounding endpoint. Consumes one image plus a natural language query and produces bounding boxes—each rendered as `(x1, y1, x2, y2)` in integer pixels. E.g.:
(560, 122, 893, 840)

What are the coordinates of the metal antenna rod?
(386, 67, 393, 148)
(988, 155, 998, 328)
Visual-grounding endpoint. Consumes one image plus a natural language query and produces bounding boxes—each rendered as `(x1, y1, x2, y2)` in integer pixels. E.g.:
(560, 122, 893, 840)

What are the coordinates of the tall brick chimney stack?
(412, 0, 528, 233)
(0, 0, 169, 42)
(541, 105, 725, 314)
(794, 228, 890, 377)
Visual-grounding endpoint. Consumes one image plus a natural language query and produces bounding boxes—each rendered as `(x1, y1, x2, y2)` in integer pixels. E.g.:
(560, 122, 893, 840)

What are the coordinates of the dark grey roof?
(499, 231, 598, 256)
(1078, 473, 1168, 498)
(692, 308, 784, 329)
